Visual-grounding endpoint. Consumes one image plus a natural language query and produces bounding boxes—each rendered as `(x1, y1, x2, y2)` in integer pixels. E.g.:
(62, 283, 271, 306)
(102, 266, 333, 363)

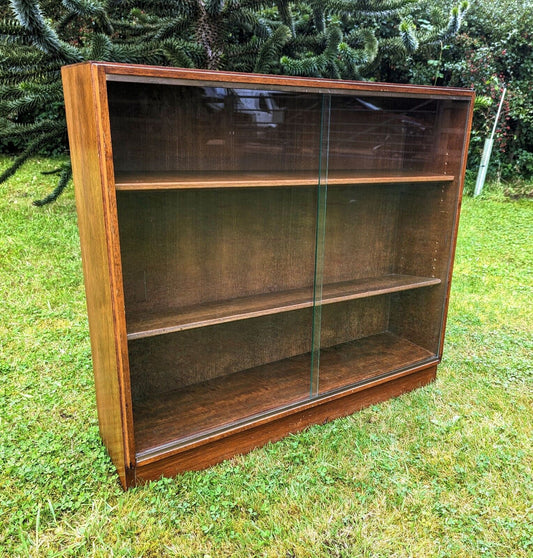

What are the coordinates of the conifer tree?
(0, 0, 468, 205)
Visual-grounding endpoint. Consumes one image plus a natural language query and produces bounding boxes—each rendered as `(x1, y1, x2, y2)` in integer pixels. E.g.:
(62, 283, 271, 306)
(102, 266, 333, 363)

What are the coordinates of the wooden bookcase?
(62, 62, 474, 488)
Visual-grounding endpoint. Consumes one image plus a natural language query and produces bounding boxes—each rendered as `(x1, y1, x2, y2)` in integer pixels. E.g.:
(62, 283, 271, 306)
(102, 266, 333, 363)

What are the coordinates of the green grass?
(1, 157, 532, 557)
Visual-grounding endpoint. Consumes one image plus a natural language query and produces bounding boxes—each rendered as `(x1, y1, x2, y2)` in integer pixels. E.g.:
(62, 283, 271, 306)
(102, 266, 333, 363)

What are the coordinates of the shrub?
(446, 0, 533, 180)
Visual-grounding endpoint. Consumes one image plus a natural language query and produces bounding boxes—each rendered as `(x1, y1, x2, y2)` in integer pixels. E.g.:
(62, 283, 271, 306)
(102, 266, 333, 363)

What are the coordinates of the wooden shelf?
(126, 274, 441, 340)
(133, 332, 435, 459)
(115, 170, 455, 191)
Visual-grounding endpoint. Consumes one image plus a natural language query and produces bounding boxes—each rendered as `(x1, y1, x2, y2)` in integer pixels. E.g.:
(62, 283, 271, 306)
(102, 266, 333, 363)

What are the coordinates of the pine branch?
(0, 17, 25, 37)
(161, 39, 205, 68)
(442, 2, 468, 40)
(289, 32, 326, 52)
(111, 19, 162, 41)
(281, 54, 324, 77)
(108, 0, 188, 17)
(417, 2, 469, 47)
(153, 17, 192, 40)
(309, 0, 325, 33)
(0, 85, 24, 101)
(226, 36, 261, 64)
(238, 0, 278, 9)
(62, 0, 107, 18)
(275, 0, 295, 36)
(400, 19, 418, 53)
(227, 8, 270, 39)
(328, 0, 409, 13)
(9, 0, 82, 62)
(0, 64, 60, 85)
(0, 119, 65, 140)
(324, 21, 342, 59)
(62, 0, 114, 34)
(205, 0, 224, 18)
(253, 24, 290, 73)
(105, 42, 167, 65)
(338, 42, 362, 78)
(33, 163, 72, 206)
(0, 85, 63, 118)
(56, 12, 79, 35)
(86, 33, 113, 60)
(0, 130, 65, 184)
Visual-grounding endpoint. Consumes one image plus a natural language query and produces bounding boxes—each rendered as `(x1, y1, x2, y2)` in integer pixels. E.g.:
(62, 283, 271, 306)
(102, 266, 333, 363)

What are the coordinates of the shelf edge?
(127, 275, 441, 340)
(115, 173, 455, 191)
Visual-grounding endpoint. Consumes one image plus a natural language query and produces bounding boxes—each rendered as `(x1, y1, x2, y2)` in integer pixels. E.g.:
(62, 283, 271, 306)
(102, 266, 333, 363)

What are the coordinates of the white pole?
(474, 87, 507, 197)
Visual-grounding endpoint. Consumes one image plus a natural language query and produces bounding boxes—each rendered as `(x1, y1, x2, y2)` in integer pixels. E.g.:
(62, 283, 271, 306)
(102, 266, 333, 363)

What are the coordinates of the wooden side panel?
(62, 64, 134, 488)
(435, 99, 474, 352)
(389, 182, 454, 352)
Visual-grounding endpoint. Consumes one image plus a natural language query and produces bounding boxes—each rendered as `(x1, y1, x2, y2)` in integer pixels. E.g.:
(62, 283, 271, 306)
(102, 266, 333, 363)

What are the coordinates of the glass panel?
(317, 94, 471, 395)
(310, 93, 331, 397)
(107, 81, 326, 455)
(324, 94, 441, 176)
(387, 98, 472, 359)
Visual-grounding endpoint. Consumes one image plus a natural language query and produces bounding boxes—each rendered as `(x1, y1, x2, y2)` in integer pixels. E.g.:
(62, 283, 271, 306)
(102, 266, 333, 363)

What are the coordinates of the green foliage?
(8, 0, 81, 61)
(253, 24, 291, 73)
(406, 0, 533, 182)
(399, 19, 419, 53)
(370, 0, 470, 83)
(277, 1, 467, 81)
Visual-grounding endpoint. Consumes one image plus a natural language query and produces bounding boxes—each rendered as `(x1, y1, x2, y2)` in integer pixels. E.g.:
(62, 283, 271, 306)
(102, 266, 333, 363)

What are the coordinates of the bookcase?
(62, 62, 474, 488)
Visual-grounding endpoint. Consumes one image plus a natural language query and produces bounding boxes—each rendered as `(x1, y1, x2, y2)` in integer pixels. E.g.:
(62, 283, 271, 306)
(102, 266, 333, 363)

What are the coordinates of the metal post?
(474, 87, 507, 197)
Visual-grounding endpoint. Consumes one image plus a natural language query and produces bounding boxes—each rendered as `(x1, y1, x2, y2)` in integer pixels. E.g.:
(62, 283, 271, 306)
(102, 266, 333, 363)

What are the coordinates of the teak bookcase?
(62, 62, 474, 488)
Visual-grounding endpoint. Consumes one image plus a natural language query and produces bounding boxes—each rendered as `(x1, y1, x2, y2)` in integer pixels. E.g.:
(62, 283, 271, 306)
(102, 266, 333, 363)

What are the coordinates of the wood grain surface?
(126, 274, 441, 339)
(114, 170, 455, 190)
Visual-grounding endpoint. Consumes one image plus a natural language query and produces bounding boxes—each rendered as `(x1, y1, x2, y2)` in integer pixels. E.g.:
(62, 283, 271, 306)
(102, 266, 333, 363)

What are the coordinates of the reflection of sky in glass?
(197, 87, 435, 171)
(202, 88, 285, 130)
(108, 80, 443, 175)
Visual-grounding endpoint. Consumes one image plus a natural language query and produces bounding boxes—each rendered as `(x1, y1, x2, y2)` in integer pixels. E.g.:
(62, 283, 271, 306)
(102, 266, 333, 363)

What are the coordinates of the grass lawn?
(1, 157, 532, 557)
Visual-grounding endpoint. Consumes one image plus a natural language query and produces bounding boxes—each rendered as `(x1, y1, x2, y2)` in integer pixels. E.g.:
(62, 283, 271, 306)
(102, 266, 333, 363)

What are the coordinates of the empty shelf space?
(126, 274, 441, 340)
(114, 170, 455, 190)
(134, 332, 436, 459)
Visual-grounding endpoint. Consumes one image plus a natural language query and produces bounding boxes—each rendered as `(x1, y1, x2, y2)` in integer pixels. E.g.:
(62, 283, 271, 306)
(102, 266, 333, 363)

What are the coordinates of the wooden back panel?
(117, 188, 317, 317)
(106, 81, 457, 177)
(107, 82, 323, 174)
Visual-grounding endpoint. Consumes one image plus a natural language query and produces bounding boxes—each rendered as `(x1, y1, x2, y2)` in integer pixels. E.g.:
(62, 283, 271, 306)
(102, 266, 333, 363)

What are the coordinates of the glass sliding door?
(108, 80, 328, 452)
(315, 92, 471, 396)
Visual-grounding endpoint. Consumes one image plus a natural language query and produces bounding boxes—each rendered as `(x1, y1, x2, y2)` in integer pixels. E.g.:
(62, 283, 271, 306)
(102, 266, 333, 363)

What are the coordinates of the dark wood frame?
(62, 62, 474, 489)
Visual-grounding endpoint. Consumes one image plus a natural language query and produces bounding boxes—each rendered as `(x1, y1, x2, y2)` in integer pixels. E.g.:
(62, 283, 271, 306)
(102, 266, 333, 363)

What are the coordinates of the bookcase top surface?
(63, 61, 475, 100)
